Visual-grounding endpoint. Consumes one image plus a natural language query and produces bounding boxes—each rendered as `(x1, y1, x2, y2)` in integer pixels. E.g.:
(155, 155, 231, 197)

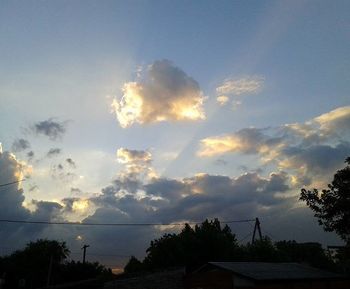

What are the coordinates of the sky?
(0, 0, 350, 271)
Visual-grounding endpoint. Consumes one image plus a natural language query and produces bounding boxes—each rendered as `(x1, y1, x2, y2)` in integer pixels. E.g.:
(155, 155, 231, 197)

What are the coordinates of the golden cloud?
(198, 135, 244, 157)
(111, 60, 205, 128)
(314, 106, 350, 132)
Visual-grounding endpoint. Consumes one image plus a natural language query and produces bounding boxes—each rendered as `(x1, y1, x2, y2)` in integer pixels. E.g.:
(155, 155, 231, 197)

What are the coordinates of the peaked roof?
(206, 262, 343, 281)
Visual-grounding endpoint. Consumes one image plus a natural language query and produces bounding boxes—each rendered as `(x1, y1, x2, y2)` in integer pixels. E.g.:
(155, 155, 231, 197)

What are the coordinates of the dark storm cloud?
(144, 178, 186, 201)
(0, 150, 30, 220)
(281, 142, 350, 174)
(31, 118, 67, 140)
(50, 163, 77, 183)
(30, 200, 63, 221)
(46, 148, 62, 158)
(27, 150, 35, 161)
(66, 158, 76, 168)
(70, 187, 82, 194)
(11, 138, 31, 152)
(0, 147, 69, 250)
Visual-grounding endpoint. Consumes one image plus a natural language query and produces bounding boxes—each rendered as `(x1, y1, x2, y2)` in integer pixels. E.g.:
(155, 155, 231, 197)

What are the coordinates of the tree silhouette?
(124, 220, 334, 274)
(0, 239, 69, 288)
(124, 256, 144, 274)
(125, 219, 240, 273)
(300, 157, 350, 245)
(0, 239, 112, 288)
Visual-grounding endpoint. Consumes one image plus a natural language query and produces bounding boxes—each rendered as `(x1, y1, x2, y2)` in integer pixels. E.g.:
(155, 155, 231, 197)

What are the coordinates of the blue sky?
(0, 0, 349, 270)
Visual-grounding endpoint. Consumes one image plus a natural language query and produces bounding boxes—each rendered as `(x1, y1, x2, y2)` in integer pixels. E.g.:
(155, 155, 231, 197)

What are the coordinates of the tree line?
(125, 157, 350, 275)
(124, 219, 336, 273)
(0, 239, 112, 289)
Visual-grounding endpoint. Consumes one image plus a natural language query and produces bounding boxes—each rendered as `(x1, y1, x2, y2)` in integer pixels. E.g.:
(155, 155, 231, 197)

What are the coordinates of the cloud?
(66, 158, 76, 168)
(30, 200, 63, 221)
(50, 163, 77, 183)
(216, 76, 264, 107)
(31, 118, 67, 140)
(216, 76, 264, 96)
(198, 106, 350, 187)
(314, 106, 350, 135)
(46, 148, 62, 158)
(12, 138, 31, 152)
(279, 143, 350, 175)
(216, 95, 230, 106)
(0, 143, 341, 268)
(116, 148, 156, 180)
(198, 128, 281, 157)
(70, 187, 82, 194)
(199, 106, 350, 157)
(0, 149, 30, 219)
(111, 60, 205, 128)
(27, 151, 35, 161)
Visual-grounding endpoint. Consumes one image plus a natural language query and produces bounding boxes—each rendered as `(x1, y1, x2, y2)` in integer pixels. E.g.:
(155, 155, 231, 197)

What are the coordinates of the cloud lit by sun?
(111, 60, 205, 127)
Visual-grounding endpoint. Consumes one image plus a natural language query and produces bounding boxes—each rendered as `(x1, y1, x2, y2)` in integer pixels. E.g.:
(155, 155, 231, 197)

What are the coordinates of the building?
(185, 262, 350, 289)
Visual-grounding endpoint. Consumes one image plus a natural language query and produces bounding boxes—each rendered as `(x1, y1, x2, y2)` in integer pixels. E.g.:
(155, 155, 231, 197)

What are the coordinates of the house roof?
(207, 262, 344, 281)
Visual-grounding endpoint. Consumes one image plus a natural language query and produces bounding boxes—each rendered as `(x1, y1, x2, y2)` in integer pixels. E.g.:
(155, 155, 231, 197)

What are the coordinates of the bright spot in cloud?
(216, 95, 230, 106)
(198, 135, 243, 157)
(72, 199, 89, 212)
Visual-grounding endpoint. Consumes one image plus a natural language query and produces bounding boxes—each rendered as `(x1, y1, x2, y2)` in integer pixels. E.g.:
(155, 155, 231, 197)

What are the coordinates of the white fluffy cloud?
(111, 60, 205, 128)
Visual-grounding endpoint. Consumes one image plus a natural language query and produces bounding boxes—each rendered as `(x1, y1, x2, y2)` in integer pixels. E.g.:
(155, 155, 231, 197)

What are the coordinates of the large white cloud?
(111, 60, 205, 128)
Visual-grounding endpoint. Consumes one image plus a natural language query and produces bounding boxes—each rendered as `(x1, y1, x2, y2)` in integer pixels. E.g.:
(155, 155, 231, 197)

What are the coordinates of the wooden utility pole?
(252, 217, 262, 243)
(82, 244, 90, 264)
(46, 254, 53, 287)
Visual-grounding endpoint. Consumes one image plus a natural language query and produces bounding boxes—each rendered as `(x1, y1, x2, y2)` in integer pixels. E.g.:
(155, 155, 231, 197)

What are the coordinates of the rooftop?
(207, 262, 344, 281)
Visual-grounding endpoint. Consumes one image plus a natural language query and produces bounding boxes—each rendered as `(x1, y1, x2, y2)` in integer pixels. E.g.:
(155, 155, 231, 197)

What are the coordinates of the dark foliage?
(124, 256, 144, 274)
(142, 219, 238, 271)
(124, 219, 333, 274)
(275, 240, 334, 270)
(0, 239, 112, 288)
(57, 260, 112, 283)
(300, 157, 350, 245)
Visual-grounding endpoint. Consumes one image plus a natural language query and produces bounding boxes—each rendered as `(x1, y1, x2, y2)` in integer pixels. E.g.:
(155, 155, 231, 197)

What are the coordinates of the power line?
(0, 218, 255, 227)
(70, 252, 131, 258)
(0, 179, 25, 188)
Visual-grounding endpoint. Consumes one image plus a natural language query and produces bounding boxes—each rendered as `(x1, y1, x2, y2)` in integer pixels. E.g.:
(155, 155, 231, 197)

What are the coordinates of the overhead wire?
(0, 218, 255, 227)
(0, 179, 26, 188)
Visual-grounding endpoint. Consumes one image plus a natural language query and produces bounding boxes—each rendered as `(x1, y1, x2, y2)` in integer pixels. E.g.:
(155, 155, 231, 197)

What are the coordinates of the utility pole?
(252, 217, 262, 243)
(46, 254, 53, 287)
(82, 244, 90, 264)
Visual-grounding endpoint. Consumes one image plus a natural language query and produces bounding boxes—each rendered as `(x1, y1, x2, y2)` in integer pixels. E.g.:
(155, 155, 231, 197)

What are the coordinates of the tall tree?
(1, 239, 70, 288)
(300, 157, 350, 244)
(139, 219, 239, 271)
